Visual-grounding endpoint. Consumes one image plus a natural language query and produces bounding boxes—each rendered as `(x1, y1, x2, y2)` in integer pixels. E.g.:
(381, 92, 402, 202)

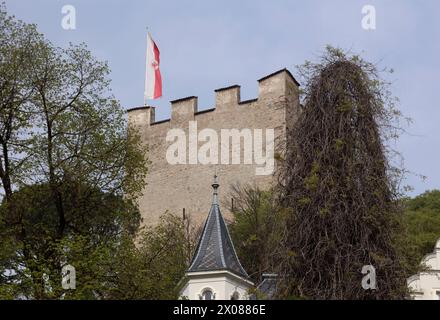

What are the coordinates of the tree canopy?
(401, 190, 440, 273)
(228, 185, 287, 285)
(0, 4, 155, 299)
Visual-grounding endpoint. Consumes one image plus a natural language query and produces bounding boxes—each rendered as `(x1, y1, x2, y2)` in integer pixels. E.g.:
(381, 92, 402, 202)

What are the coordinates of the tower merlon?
(127, 105, 155, 129)
(214, 84, 240, 108)
(258, 68, 300, 101)
(170, 96, 197, 124)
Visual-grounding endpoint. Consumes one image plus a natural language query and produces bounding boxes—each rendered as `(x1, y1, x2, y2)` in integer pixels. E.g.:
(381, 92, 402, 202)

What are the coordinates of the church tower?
(179, 175, 254, 300)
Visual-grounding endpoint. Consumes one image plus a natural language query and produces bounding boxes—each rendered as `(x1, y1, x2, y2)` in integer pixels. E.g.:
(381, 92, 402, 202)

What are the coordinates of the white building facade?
(407, 238, 440, 300)
(180, 270, 253, 300)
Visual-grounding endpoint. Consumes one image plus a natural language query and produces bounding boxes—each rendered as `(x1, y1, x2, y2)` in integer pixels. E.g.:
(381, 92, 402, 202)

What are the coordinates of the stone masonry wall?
(128, 69, 300, 226)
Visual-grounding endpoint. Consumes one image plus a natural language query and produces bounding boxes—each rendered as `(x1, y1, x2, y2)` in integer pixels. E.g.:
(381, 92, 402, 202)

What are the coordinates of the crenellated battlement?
(128, 68, 300, 226)
(127, 68, 299, 129)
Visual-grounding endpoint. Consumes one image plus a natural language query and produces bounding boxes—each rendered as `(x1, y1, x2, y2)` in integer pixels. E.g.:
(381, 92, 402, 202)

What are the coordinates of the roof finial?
(212, 173, 219, 205)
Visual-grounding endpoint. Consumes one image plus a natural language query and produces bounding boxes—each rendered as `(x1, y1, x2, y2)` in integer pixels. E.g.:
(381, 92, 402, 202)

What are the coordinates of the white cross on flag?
(144, 32, 162, 101)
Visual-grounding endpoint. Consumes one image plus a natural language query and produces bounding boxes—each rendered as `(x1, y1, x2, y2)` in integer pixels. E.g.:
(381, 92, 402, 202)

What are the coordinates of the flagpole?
(143, 27, 148, 106)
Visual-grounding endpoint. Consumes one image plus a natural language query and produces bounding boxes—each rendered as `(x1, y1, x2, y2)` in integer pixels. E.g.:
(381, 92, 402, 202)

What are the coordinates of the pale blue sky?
(5, 0, 440, 196)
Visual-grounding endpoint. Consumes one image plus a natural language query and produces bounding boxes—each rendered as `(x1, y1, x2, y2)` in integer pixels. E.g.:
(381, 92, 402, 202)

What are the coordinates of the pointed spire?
(212, 174, 219, 205)
(187, 173, 248, 279)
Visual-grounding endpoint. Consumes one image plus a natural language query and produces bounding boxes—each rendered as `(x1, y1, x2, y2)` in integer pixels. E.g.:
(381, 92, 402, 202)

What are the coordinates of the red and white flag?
(144, 32, 162, 101)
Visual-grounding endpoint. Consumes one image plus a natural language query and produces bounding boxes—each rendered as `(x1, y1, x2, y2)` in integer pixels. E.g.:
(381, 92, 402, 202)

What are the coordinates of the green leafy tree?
(228, 185, 288, 284)
(0, 3, 44, 202)
(0, 181, 143, 299)
(0, 183, 196, 300)
(40, 212, 192, 300)
(99, 212, 192, 300)
(401, 190, 440, 273)
(0, 4, 149, 299)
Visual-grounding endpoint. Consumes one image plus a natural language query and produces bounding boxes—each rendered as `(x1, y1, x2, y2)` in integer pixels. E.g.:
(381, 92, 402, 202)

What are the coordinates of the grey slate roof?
(188, 176, 248, 279)
(256, 274, 278, 299)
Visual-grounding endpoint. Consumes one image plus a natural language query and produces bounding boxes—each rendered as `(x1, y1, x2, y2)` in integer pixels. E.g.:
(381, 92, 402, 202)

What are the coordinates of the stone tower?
(128, 68, 300, 226)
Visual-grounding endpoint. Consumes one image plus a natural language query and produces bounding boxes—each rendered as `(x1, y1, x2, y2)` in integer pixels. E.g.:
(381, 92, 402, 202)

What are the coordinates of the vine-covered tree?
(277, 47, 409, 299)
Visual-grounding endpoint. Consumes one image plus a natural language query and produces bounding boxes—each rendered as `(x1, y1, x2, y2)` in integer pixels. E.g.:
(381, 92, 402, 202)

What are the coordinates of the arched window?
(230, 291, 240, 300)
(201, 288, 214, 300)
